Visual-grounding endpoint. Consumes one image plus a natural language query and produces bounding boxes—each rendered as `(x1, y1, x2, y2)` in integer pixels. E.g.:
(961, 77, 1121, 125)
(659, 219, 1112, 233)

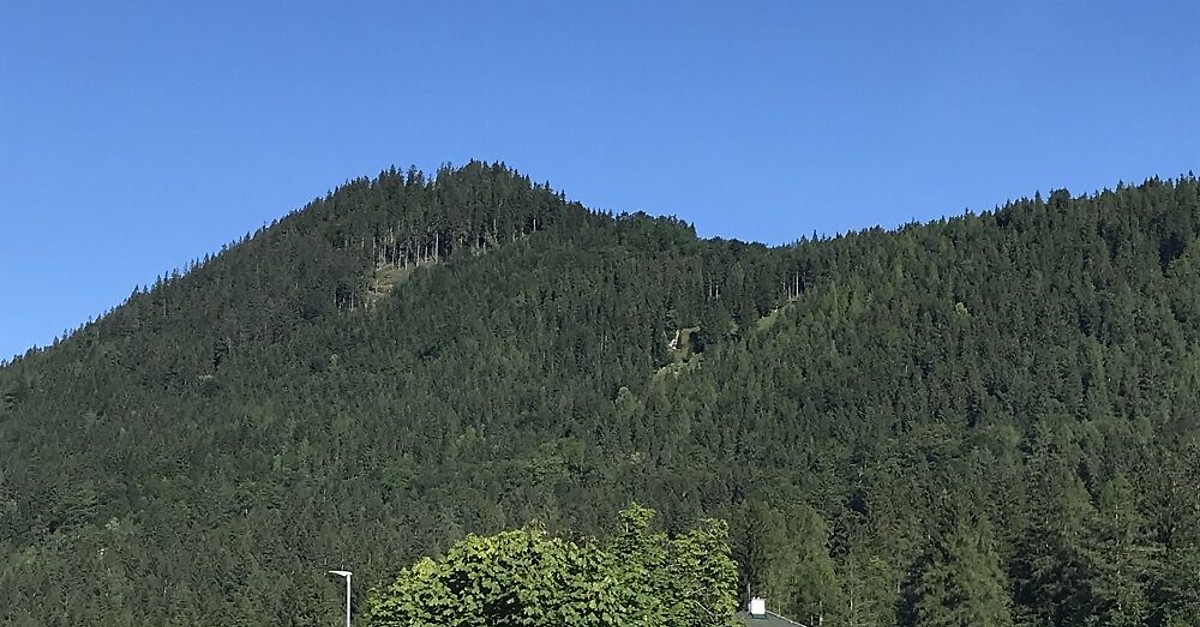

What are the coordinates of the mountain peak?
(3, 172, 1199, 625)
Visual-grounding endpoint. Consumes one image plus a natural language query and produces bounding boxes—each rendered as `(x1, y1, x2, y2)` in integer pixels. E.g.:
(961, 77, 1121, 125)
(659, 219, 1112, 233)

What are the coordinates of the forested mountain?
(2, 162, 1199, 626)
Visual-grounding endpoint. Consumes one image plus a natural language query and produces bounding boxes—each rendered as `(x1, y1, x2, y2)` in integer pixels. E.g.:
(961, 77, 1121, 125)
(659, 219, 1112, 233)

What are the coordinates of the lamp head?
(328, 570, 352, 578)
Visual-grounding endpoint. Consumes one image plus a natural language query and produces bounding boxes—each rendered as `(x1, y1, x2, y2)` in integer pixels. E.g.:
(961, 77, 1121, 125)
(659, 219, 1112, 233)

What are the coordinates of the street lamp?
(328, 570, 351, 627)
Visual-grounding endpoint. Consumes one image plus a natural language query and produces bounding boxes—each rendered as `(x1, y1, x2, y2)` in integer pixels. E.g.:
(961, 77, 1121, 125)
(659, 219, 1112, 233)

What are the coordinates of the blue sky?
(2, 1, 1198, 360)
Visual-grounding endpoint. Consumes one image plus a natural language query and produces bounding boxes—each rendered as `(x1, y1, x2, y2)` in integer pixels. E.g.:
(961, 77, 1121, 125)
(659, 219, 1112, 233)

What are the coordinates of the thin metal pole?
(329, 571, 352, 627)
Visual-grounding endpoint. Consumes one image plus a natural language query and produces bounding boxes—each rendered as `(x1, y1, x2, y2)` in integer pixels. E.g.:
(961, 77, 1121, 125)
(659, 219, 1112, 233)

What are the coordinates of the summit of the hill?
(2, 169, 1200, 626)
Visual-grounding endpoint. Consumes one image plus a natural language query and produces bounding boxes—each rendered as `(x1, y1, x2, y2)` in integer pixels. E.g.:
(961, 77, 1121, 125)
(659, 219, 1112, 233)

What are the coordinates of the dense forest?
(2, 162, 1199, 626)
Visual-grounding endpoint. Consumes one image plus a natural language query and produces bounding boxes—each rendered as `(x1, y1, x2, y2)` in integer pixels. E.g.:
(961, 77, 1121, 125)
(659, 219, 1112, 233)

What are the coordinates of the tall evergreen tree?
(905, 513, 1012, 627)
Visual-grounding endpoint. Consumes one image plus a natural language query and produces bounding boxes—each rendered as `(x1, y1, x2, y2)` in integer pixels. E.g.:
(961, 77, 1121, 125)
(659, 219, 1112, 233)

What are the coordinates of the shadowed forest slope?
(2, 163, 1199, 626)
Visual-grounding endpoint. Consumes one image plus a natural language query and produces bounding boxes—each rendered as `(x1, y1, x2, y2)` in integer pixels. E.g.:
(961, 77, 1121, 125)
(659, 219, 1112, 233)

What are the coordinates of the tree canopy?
(366, 505, 738, 627)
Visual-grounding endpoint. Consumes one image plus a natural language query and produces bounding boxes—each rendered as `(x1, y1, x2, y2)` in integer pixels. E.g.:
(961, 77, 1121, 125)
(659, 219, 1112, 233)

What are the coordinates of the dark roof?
(733, 610, 809, 627)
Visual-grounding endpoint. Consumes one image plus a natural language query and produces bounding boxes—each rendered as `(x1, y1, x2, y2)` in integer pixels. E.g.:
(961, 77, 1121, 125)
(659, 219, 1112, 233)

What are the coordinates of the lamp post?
(328, 570, 351, 627)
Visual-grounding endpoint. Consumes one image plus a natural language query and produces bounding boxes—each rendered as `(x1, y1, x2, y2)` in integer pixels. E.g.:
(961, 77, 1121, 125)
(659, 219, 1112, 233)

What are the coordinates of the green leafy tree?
(365, 505, 738, 627)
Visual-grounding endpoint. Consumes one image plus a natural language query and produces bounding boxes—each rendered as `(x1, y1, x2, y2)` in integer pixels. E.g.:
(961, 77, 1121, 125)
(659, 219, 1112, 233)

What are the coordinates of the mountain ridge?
(3, 164, 1200, 626)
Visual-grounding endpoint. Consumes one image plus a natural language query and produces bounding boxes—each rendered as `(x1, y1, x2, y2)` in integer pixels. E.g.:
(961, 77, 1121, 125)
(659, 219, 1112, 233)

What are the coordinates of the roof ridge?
(764, 609, 810, 627)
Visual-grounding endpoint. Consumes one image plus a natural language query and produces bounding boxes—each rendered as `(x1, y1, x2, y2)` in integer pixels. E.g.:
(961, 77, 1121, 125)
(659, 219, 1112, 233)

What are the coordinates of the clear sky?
(2, 1, 1198, 361)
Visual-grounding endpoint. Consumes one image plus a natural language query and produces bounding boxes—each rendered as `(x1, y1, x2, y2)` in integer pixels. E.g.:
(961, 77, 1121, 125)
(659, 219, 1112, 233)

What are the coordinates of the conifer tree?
(906, 514, 1013, 627)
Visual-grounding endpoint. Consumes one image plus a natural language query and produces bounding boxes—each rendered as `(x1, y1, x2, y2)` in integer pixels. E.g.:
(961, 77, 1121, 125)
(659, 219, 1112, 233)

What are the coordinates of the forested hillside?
(2, 162, 1199, 626)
